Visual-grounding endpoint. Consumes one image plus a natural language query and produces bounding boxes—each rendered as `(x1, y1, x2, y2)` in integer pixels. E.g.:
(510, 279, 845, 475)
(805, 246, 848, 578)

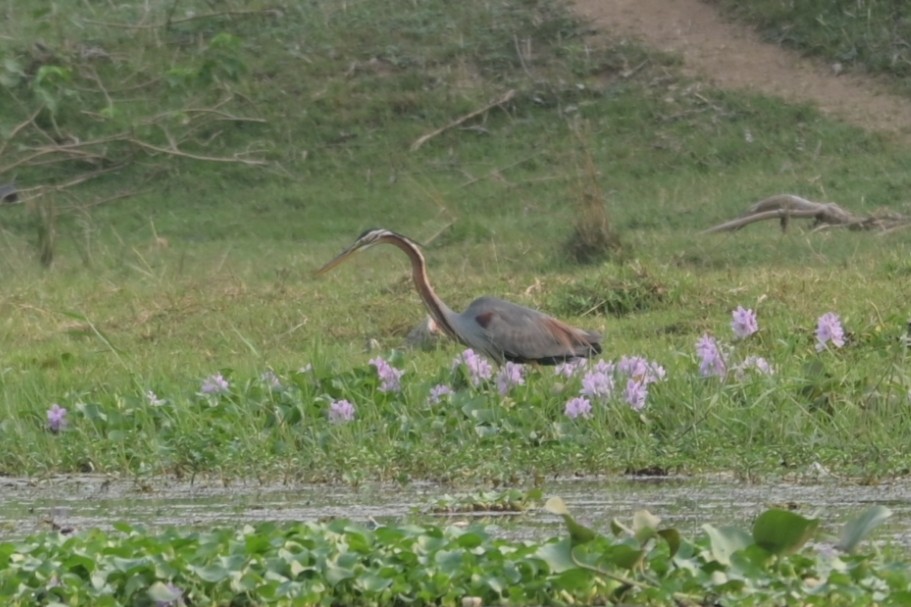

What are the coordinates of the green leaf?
(545, 497, 599, 545)
(632, 510, 661, 543)
(601, 544, 644, 570)
(190, 563, 230, 583)
(752, 509, 819, 556)
(703, 524, 753, 566)
(148, 582, 181, 603)
(535, 538, 577, 573)
(657, 528, 682, 558)
(836, 505, 892, 553)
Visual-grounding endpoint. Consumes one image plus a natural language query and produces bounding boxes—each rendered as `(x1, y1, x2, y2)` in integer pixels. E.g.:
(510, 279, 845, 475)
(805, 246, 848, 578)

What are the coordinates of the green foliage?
(544, 499, 902, 606)
(0, 502, 902, 606)
(709, 0, 911, 92)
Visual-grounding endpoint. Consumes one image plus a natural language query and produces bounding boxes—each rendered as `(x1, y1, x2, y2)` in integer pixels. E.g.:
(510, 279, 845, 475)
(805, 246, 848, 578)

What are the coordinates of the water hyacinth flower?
(428, 384, 453, 405)
(564, 396, 593, 419)
(146, 390, 166, 407)
(328, 399, 356, 423)
(496, 362, 525, 395)
(816, 312, 846, 352)
(369, 357, 405, 393)
(200, 373, 230, 395)
(616, 356, 665, 384)
(734, 355, 773, 380)
(581, 367, 614, 399)
(696, 334, 726, 377)
(553, 358, 587, 378)
(731, 306, 759, 339)
(624, 378, 648, 412)
(260, 370, 283, 391)
(451, 349, 493, 387)
(46, 404, 67, 433)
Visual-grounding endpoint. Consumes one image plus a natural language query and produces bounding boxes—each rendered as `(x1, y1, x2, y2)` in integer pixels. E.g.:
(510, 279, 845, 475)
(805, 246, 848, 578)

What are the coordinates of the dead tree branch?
(410, 89, 516, 152)
(703, 193, 911, 234)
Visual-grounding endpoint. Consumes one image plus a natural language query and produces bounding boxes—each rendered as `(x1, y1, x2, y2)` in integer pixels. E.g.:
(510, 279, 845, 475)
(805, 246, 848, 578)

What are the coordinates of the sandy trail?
(572, 0, 911, 138)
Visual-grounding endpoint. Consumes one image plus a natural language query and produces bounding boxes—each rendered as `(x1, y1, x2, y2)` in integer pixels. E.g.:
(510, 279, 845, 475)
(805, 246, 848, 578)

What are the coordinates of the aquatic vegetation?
(0, 502, 902, 606)
(45, 404, 67, 434)
(369, 357, 405, 393)
(200, 373, 230, 396)
(731, 305, 759, 339)
(816, 312, 847, 351)
(328, 399, 357, 423)
(696, 334, 727, 378)
(564, 396, 593, 419)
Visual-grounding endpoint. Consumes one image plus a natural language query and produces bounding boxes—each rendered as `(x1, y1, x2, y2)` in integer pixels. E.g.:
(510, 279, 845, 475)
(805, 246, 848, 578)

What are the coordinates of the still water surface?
(2, 474, 909, 549)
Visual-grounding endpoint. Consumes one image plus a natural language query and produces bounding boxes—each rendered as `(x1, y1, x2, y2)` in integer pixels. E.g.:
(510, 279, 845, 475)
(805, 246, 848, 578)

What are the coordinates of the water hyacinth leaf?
(535, 538, 578, 573)
(190, 562, 230, 583)
(148, 581, 181, 603)
(552, 567, 596, 592)
(836, 505, 892, 553)
(632, 510, 661, 543)
(658, 528, 682, 558)
(355, 572, 392, 592)
(435, 550, 463, 575)
(453, 531, 485, 549)
(752, 509, 819, 556)
(545, 497, 599, 545)
(703, 524, 753, 566)
(602, 544, 645, 570)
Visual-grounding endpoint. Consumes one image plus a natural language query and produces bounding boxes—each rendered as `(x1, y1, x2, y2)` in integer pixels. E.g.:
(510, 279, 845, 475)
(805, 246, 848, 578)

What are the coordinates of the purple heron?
(315, 228, 602, 365)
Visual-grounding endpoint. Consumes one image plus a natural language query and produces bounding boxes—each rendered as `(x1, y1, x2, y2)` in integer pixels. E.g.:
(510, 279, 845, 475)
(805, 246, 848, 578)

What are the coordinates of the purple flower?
(624, 378, 648, 412)
(581, 368, 614, 399)
(428, 384, 453, 405)
(201, 373, 230, 395)
(696, 334, 726, 377)
(369, 357, 405, 393)
(564, 396, 593, 419)
(46, 404, 67, 433)
(617, 356, 665, 384)
(328, 399, 356, 423)
(451, 349, 493, 387)
(496, 362, 525, 395)
(734, 355, 773, 380)
(816, 312, 845, 352)
(554, 358, 587, 378)
(731, 306, 759, 339)
(260, 370, 283, 391)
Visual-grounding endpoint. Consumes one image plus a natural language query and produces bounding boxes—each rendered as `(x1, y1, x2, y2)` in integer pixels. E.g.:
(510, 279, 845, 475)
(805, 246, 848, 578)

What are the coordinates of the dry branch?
(410, 89, 516, 152)
(703, 194, 911, 234)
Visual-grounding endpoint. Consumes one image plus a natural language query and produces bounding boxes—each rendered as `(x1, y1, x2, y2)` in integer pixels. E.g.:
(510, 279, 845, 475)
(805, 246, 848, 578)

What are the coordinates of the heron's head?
(314, 228, 409, 276)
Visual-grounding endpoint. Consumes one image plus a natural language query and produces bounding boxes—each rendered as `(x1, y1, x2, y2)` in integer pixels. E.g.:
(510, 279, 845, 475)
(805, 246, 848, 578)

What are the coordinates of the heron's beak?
(313, 243, 363, 276)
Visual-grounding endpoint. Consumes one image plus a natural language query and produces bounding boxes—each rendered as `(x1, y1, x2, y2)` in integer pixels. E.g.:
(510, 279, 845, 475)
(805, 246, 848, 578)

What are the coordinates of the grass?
(1, 0, 911, 483)
(708, 0, 911, 94)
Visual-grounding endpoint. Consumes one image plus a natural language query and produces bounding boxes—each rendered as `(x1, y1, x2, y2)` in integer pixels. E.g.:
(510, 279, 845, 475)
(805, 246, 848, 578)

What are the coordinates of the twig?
(0, 107, 42, 158)
(80, 8, 282, 30)
(126, 137, 267, 165)
(410, 89, 516, 152)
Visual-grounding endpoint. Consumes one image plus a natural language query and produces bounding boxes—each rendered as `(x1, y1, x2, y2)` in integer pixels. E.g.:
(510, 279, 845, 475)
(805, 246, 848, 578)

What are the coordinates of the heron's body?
(315, 228, 602, 365)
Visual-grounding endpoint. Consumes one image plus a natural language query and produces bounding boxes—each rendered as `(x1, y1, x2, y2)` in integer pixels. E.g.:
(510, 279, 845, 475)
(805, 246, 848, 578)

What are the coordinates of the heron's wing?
(459, 297, 601, 364)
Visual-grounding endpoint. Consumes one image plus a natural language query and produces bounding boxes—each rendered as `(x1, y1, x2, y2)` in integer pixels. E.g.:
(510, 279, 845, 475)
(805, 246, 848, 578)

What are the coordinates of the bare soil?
(572, 0, 911, 137)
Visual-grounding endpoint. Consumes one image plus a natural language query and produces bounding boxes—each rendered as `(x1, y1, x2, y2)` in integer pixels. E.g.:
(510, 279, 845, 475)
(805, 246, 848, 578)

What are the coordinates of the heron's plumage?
(315, 228, 603, 365)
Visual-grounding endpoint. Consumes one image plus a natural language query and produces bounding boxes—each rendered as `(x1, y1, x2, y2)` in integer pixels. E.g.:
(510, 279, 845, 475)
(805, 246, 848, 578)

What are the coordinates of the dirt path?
(572, 0, 911, 138)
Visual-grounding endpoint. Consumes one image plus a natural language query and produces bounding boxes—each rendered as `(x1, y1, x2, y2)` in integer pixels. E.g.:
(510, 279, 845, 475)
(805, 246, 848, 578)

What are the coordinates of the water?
(1, 474, 909, 549)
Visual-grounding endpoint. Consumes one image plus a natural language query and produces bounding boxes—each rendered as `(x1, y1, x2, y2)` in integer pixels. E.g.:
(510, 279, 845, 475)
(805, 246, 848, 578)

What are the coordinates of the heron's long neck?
(386, 238, 459, 340)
